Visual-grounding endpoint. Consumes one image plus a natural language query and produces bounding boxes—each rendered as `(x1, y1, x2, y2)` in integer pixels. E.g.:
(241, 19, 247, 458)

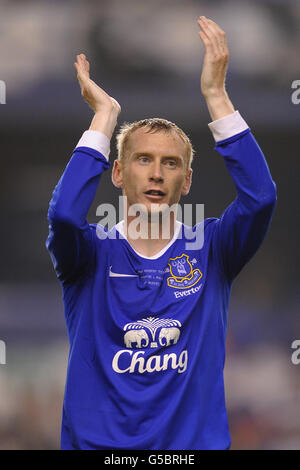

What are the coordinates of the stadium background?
(0, 0, 299, 449)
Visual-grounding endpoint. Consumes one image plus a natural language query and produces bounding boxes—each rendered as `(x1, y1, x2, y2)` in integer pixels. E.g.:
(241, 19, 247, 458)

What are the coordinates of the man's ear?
(181, 168, 193, 196)
(112, 159, 123, 188)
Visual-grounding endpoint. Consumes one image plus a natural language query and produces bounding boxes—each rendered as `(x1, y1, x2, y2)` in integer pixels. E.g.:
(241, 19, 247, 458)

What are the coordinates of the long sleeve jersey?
(46, 111, 276, 450)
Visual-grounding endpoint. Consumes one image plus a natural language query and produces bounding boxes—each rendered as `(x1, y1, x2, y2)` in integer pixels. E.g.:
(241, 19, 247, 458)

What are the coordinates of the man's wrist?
(89, 109, 118, 140)
(202, 87, 227, 100)
(204, 90, 235, 122)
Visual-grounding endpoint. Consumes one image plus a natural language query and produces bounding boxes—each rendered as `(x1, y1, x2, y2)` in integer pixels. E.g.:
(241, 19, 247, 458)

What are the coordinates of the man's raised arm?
(74, 54, 121, 138)
(197, 17, 277, 281)
(46, 54, 120, 282)
(197, 16, 234, 120)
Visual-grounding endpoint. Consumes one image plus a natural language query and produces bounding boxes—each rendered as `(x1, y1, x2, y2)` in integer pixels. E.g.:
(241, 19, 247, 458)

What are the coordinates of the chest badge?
(167, 254, 202, 289)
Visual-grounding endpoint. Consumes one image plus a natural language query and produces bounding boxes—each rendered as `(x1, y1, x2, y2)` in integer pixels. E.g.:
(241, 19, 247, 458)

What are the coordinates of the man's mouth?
(144, 190, 166, 197)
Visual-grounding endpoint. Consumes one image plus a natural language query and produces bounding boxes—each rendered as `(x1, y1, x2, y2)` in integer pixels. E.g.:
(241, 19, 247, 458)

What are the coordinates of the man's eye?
(165, 160, 177, 167)
(138, 156, 149, 163)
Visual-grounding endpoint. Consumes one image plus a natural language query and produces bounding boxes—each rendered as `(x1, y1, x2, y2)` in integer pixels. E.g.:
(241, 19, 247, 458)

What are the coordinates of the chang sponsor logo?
(112, 349, 188, 374)
(112, 316, 188, 374)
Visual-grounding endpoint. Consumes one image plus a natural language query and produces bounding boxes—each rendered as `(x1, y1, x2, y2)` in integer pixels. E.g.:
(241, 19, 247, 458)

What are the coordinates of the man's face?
(113, 127, 192, 217)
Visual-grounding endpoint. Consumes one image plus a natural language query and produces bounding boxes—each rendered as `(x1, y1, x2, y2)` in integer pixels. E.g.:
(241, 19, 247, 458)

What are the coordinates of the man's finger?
(75, 56, 90, 83)
(198, 16, 227, 54)
(197, 17, 221, 53)
(76, 54, 90, 75)
(206, 18, 226, 37)
(198, 30, 212, 51)
(201, 17, 227, 54)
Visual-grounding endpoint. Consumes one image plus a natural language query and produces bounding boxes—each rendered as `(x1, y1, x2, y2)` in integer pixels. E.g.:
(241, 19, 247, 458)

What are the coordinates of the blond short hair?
(115, 118, 194, 172)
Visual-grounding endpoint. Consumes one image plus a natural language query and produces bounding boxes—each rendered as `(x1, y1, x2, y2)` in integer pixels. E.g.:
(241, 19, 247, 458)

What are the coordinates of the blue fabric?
(46, 130, 276, 449)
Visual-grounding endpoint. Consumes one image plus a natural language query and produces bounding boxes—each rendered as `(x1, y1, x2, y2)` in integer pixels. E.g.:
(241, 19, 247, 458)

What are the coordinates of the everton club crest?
(167, 254, 202, 289)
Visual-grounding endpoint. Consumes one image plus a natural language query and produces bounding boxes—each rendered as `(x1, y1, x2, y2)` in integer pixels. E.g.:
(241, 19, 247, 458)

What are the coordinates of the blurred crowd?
(0, 339, 299, 449)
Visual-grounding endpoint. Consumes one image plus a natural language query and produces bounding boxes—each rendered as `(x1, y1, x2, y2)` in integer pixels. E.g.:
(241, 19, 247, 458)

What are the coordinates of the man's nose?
(149, 161, 163, 182)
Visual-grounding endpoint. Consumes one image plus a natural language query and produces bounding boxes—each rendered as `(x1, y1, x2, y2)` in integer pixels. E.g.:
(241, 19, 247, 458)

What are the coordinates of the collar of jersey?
(113, 220, 182, 260)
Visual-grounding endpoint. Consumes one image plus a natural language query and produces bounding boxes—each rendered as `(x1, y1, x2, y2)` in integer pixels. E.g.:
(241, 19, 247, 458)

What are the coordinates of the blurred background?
(0, 0, 299, 450)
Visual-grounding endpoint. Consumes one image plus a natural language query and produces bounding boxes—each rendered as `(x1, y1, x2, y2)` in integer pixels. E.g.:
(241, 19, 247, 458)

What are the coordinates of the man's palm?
(74, 54, 121, 115)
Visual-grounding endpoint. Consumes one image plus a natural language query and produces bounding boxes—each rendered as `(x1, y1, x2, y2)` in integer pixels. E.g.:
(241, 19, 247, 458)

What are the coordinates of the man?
(46, 16, 276, 449)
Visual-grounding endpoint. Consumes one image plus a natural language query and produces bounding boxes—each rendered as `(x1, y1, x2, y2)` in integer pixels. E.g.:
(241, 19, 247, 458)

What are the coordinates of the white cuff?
(208, 110, 249, 142)
(76, 130, 110, 160)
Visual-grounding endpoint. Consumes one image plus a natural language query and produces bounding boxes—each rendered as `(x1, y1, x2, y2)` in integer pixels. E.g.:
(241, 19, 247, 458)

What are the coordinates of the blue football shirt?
(46, 113, 276, 449)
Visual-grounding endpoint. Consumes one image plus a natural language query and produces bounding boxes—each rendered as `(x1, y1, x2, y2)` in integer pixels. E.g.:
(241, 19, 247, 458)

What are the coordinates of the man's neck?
(123, 213, 178, 258)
